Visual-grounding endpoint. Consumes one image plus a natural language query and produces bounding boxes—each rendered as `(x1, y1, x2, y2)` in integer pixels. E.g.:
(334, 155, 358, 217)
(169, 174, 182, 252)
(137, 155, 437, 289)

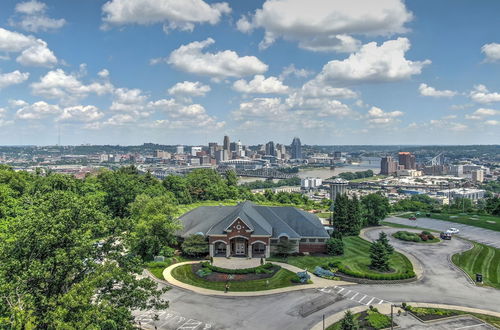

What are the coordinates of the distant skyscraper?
(381, 156, 397, 175)
(330, 178, 349, 201)
(265, 141, 276, 156)
(176, 145, 184, 154)
(223, 135, 230, 151)
(398, 152, 416, 170)
(291, 137, 302, 159)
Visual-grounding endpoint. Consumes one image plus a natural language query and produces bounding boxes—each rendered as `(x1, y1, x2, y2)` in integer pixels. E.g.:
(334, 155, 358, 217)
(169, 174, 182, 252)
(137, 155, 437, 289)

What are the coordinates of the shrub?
(314, 266, 336, 278)
(200, 262, 277, 274)
(427, 233, 435, 240)
(422, 231, 431, 236)
(195, 268, 212, 278)
(159, 246, 175, 257)
(419, 234, 428, 241)
(326, 238, 344, 256)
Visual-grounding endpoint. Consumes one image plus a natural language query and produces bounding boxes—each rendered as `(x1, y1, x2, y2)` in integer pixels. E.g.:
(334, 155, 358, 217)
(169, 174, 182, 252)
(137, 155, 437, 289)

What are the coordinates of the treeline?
(240, 177, 301, 189)
(336, 169, 374, 181)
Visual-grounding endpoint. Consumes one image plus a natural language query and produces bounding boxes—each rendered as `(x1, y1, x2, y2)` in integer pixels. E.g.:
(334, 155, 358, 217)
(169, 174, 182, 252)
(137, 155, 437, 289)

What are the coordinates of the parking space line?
(366, 297, 375, 305)
(378, 299, 384, 304)
(454, 323, 487, 329)
(350, 293, 359, 300)
(357, 295, 367, 303)
(338, 288, 345, 293)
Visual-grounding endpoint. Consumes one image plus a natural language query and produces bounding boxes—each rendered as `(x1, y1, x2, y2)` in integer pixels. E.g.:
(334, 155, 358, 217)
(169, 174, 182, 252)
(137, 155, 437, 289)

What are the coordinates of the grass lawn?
(392, 231, 440, 243)
(170, 263, 298, 291)
(409, 307, 500, 328)
(397, 212, 500, 232)
(145, 256, 192, 280)
(451, 241, 500, 289)
(269, 236, 414, 279)
(381, 221, 439, 233)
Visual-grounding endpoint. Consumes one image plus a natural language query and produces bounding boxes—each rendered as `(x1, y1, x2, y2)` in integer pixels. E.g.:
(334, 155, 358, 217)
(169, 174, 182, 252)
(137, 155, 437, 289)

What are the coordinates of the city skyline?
(0, 0, 500, 146)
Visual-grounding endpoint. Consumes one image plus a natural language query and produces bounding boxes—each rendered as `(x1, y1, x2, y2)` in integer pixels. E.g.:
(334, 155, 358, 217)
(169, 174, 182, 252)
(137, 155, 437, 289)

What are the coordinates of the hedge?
(200, 262, 277, 274)
(337, 264, 415, 280)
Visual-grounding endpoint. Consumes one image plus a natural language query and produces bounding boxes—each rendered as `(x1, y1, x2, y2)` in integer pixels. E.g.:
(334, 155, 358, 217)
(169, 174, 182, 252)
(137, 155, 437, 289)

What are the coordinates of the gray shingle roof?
(177, 201, 329, 239)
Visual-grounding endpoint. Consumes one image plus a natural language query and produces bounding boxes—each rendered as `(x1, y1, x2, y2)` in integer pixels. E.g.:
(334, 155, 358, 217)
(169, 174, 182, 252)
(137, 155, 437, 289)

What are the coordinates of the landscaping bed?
(269, 236, 415, 281)
(327, 308, 393, 330)
(406, 306, 500, 327)
(452, 240, 500, 289)
(192, 262, 280, 282)
(171, 263, 299, 291)
(392, 230, 440, 243)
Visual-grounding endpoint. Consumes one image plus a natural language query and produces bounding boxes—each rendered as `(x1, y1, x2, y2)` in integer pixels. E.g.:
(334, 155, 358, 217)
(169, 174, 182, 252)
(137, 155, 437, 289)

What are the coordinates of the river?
(238, 157, 381, 183)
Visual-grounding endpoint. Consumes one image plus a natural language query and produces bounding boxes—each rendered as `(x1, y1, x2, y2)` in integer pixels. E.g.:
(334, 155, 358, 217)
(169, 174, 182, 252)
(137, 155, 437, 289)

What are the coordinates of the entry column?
(248, 242, 252, 258)
(226, 241, 231, 257)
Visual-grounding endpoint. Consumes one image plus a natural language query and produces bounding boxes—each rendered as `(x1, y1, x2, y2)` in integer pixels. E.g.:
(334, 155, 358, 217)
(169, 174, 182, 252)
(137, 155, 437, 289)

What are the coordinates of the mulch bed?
(410, 311, 459, 321)
(191, 263, 281, 282)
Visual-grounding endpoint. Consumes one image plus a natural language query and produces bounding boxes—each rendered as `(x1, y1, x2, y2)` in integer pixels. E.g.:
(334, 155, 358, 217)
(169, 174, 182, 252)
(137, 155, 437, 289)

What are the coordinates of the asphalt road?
(136, 227, 500, 330)
(385, 216, 500, 248)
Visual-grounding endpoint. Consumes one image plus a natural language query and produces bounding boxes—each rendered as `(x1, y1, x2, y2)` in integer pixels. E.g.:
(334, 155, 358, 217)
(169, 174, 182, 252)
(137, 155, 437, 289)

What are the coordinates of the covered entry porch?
(210, 237, 269, 258)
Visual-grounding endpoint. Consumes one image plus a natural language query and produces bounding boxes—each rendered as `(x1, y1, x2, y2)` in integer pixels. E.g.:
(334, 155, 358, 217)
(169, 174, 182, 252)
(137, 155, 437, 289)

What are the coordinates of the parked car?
(408, 216, 417, 220)
(446, 228, 460, 234)
(440, 232, 452, 240)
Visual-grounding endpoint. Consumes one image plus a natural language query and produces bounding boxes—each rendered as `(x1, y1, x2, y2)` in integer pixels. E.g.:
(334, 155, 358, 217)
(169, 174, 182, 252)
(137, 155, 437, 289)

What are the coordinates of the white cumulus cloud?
(15, 101, 61, 119)
(11, 0, 66, 32)
(481, 43, 500, 62)
(465, 108, 500, 120)
(166, 38, 268, 79)
(101, 0, 231, 32)
(314, 38, 430, 84)
(0, 70, 30, 89)
(58, 105, 104, 122)
(419, 83, 457, 98)
(237, 0, 412, 51)
(366, 106, 403, 125)
(168, 81, 211, 97)
(232, 75, 289, 94)
(470, 84, 500, 104)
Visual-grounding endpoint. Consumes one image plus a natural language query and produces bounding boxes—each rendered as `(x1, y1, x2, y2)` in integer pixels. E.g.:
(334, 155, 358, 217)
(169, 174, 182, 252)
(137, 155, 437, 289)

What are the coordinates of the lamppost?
(391, 304, 403, 330)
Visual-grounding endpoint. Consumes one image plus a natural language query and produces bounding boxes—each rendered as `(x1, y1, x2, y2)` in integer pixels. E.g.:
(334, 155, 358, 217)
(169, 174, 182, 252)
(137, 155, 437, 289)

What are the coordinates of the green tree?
(163, 175, 192, 204)
(275, 238, 296, 257)
(369, 241, 390, 272)
(326, 238, 344, 256)
(377, 232, 394, 255)
(332, 194, 362, 236)
(181, 234, 209, 257)
(224, 169, 238, 187)
(340, 310, 358, 330)
(128, 194, 181, 260)
(361, 193, 390, 226)
(0, 191, 168, 329)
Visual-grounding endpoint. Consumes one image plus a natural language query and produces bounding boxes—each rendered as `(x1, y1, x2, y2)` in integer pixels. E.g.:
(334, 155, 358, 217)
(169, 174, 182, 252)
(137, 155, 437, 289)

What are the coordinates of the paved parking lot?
(134, 310, 214, 330)
(385, 216, 500, 248)
(395, 313, 496, 329)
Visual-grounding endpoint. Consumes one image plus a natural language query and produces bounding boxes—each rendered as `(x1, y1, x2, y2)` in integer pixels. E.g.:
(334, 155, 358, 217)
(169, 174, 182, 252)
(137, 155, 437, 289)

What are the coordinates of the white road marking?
(378, 299, 384, 304)
(357, 295, 367, 303)
(338, 288, 345, 293)
(177, 319, 202, 330)
(366, 297, 375, 306)
(350, 293, 359, 300)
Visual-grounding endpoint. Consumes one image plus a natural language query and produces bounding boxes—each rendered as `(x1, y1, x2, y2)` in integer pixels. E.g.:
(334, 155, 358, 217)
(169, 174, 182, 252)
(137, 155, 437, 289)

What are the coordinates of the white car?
(446, 228, 460, 234)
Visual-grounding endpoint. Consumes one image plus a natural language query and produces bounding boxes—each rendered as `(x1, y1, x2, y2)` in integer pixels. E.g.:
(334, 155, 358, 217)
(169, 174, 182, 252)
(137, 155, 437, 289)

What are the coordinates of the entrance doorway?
(235, 241, 245, 255)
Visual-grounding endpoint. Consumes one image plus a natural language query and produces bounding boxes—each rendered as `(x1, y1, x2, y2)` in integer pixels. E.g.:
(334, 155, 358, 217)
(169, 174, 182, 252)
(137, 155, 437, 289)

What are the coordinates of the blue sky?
(0, 0, 499, 146)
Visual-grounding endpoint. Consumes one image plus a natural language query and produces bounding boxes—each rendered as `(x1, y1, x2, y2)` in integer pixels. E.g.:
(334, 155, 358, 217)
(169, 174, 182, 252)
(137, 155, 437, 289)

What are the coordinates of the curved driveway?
(137, 227, 500, 330)
(385, 216, 500, 248)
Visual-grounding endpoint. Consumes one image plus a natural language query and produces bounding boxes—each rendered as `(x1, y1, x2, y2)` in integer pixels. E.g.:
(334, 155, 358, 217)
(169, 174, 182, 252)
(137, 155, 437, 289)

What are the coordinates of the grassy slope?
(452, 241, 500, 289)
(269, 236, 413, 277)
(397, 212, 500, 232)
(170, 264, 297, 291)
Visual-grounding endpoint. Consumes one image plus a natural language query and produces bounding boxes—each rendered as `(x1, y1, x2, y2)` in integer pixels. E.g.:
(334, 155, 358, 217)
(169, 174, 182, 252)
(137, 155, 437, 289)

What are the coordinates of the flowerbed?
(392, 231, 440, 243)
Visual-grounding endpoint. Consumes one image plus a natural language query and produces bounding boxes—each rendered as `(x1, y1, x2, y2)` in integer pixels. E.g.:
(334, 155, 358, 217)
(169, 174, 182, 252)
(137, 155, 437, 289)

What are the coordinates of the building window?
(309, 238, 316, 243)
(236, 225, 241, 230)
(317, 239, 325, 242)
(300, 238, 307, 242)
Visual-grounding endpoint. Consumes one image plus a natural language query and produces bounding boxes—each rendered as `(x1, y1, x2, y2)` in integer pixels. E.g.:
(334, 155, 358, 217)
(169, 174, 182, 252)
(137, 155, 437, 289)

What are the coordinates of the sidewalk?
(161, 261, 354, 297)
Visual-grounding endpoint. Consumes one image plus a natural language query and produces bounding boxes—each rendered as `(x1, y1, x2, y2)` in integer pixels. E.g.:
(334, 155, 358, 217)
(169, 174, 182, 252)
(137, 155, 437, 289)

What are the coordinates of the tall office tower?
(229, 142, 237, 153)
(472, 170, 484, 183)
(380, 156, 397, 175)
(330, 178, 349, 201)
(398, 152, 416, 170)
(215, 150, 228, 163)
(191, 146, 202, 156)
(276, 143, 286, 159)
(265, 141, 276, 156)
(291, 137, 302, 159)
(223, 135, 230, 151)
(176, 145, 184, 154)
(208, 142, 218, 157)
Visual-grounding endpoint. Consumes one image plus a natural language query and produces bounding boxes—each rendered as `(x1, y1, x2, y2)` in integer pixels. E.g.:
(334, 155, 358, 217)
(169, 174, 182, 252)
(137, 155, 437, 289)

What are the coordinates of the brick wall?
(299, 243, 327, 253)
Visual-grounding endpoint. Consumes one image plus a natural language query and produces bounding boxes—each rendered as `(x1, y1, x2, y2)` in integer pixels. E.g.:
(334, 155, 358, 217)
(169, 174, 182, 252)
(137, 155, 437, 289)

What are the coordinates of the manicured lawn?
(381, 221, 437, 233)
(397, 212, 500, 232)
(392, 231, 440, 243)
(145, 256, 192, 280)
(452, 241, 500, 289)
(269, 236, 414, 279)
(170, 263, 298, 291)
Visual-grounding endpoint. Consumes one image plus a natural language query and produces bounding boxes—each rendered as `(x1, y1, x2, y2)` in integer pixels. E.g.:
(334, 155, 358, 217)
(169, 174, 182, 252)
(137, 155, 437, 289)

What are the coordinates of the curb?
(161, 261, 354, 297)
(447, 239, 476, 286)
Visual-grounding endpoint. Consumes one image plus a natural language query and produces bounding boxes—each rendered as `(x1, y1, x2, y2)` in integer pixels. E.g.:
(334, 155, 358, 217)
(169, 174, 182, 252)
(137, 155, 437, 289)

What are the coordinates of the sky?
(0, 0, 499, 146)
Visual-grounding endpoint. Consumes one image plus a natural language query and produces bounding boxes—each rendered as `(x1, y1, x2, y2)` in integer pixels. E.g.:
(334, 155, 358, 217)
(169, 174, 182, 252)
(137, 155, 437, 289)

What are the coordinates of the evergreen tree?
(332, 194, 350, 236)
(340, 310, 358, 330)
(347, 195, 362, 235)
(369, 241, 390, 272)
(361, 193, 390, 226)
(377, 232, 394, 255)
